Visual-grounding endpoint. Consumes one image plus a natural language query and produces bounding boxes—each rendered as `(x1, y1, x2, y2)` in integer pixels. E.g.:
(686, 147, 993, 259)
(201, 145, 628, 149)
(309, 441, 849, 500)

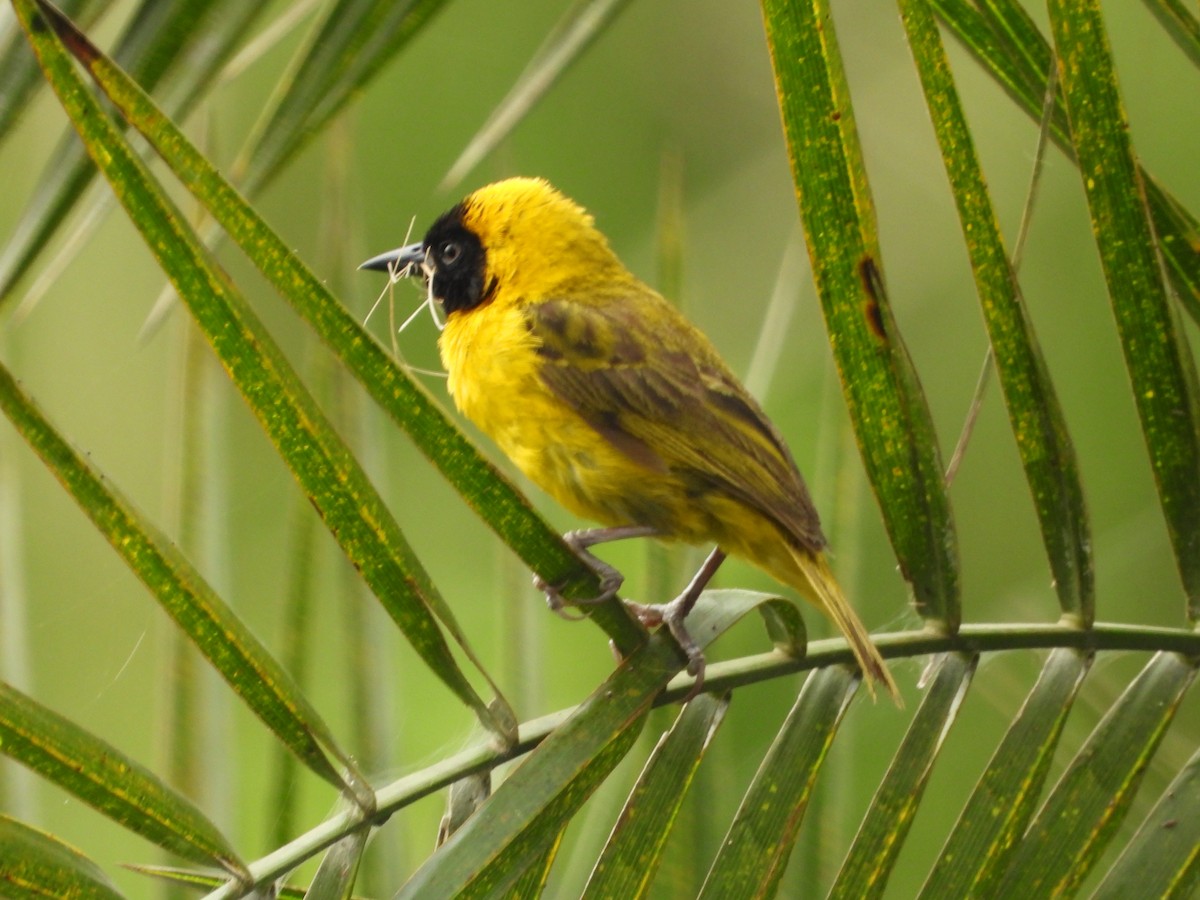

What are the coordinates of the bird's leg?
(627, 547, 727, 698)
(535, 525, 662, 618)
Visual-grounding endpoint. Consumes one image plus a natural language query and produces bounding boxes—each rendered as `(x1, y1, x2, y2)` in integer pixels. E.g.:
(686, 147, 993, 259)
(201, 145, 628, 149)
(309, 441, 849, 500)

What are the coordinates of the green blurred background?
(2, 0, 1198, 895)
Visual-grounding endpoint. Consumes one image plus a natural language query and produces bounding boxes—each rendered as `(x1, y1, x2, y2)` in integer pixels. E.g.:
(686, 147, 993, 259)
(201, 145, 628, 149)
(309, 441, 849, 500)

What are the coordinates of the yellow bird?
(362, 177, 897, 700)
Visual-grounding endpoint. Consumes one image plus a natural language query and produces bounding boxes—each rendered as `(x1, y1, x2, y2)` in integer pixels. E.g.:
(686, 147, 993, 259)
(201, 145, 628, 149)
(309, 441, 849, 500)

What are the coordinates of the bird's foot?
(627, 595, 707, 702)
(625, 547, 726, 702)
(533, 572, 588, 620)
(533, 527, 647, 617)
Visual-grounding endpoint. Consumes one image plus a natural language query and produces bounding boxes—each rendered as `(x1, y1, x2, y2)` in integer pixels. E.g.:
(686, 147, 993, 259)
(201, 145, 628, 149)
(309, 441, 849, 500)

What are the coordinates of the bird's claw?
(532, 570, 622, 621)
(627, 598, 707, 701)
(532, 573, 585, 620)
(535, 526, 712, 700)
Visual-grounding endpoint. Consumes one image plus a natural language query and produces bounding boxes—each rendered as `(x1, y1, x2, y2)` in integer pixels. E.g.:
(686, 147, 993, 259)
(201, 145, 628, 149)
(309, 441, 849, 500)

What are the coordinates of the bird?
(362, 177, 898, 701)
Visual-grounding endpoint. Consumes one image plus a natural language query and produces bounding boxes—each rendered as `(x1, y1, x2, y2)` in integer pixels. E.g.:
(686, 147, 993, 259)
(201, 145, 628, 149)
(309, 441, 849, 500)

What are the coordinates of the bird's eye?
(438, 240, 462, 267)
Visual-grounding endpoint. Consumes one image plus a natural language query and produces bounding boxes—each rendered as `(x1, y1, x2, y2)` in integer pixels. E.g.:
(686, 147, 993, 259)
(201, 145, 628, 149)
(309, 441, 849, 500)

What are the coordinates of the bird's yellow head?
(362, 178, 628, 316)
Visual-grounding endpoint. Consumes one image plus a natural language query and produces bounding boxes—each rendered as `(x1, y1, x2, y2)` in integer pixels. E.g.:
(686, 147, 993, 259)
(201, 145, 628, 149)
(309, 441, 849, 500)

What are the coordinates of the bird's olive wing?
(528, 295, 825, 549)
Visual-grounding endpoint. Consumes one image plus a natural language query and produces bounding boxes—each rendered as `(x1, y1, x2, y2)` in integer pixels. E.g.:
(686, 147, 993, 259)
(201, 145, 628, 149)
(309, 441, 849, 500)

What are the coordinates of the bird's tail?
(787, 547, 900, 704)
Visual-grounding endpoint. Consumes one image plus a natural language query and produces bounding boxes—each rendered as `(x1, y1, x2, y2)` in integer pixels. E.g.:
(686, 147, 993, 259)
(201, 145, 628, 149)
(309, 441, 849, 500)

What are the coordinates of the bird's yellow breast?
(438, 298, 687, 532)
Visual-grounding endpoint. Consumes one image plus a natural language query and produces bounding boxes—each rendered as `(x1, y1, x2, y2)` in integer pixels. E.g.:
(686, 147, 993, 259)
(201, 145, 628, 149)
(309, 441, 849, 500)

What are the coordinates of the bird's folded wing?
(527, 294, 825, 549)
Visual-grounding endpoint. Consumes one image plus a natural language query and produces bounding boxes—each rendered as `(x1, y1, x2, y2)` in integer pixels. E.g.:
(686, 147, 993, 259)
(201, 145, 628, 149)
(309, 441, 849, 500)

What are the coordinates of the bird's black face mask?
(359, 203, 493, 315)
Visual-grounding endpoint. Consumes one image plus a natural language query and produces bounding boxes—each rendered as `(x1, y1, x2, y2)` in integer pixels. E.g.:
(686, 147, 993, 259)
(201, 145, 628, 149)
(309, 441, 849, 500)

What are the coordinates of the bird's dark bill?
(359, 242, 425, 274)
